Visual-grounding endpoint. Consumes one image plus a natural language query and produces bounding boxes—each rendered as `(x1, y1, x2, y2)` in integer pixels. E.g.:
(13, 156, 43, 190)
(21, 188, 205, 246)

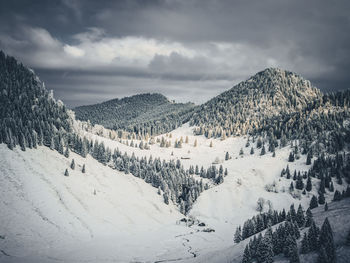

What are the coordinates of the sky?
(0, 0, 349, 108)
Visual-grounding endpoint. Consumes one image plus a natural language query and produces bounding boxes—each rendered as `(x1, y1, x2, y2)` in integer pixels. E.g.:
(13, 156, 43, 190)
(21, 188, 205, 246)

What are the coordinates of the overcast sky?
(1, 0, 349, 107)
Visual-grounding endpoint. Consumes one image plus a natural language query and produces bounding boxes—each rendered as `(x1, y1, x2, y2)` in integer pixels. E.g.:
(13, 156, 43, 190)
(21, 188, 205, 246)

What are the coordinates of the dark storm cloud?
(0, 0, 349, 107)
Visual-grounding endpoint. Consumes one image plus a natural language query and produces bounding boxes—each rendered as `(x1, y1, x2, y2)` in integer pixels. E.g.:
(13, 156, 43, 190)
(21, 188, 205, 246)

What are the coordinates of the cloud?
(0, 0, 349, 107)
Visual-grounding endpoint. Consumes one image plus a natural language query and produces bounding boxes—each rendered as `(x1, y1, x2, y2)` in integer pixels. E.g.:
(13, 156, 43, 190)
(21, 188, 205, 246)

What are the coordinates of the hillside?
(189, 69, 350, 152)
(0, 50, 72, 150)
(74, 93, 196, 136)
(186, 198, 350, 263)
(0, 144, 188, 263)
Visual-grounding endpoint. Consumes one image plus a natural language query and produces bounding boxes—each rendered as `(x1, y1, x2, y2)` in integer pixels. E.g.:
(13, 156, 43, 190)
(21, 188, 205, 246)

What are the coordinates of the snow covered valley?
(1, 123, 348, 262)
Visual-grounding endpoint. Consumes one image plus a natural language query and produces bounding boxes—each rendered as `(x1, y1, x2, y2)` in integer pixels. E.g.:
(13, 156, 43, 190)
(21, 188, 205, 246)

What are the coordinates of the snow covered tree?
(256, 228, 273, 263)
(242, 245, 252, 263)
(234, 226, 242, 243)
(256, 197, 265, 213)
(64, 169, 69, 176)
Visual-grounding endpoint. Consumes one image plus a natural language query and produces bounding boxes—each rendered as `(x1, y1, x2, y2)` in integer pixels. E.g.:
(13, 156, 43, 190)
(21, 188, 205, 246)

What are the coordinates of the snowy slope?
(67, 122, 348, 261)
(0, 144, 198, 262)
(186, 198, 350, 263)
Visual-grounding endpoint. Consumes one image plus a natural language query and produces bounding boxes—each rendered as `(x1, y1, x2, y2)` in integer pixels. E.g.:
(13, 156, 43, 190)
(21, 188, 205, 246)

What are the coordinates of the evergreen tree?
(288, 152, 295, 162)
(64, 147, 70, 158)
(71, 159, 75, 170)
(250, 147, 254, 155)
(64, 168, 69, 176)
(324, 202, 328, 211)
(234, 226, 242, 243)
(305, 208, 313, 227)
(289, 244, 300, 263)
(295, 175, 304, 190)
(301, 232, 309, 254)
(306, 176, 312, 192)
(306, 151, 312, 165)
(256, 228, 274, 263)
(308, 221, 320, 251)
(318, 218, 336, 263)
(225, 152, 230, 161)
(284, 234, 297, 258)
(260, 144, 266, 156)
(333, 190, 342, 201)
(310, 195, 319, 209)
(242, 245, 252, 263)
(318, 192, 325, 205)
(82, 164, 86, 173)
(296, 204, 305, 227)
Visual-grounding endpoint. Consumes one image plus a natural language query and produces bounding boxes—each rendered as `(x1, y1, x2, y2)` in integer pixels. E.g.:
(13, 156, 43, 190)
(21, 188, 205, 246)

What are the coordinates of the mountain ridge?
(74, 92, 196, 136)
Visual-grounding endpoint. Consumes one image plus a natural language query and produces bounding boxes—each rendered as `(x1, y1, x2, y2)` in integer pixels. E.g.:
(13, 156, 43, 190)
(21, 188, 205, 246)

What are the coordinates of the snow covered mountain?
(189, 68, 348, 141)
(74, 93, 195, 136)
(1, 51, 350, 263)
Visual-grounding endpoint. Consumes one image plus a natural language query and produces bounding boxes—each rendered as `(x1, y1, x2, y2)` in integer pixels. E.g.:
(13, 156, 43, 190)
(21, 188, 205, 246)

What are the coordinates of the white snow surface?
(1, 123, 347, 262)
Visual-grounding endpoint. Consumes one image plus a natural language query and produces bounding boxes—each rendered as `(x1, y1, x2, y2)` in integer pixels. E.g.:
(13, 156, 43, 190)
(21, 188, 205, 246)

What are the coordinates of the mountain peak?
(190, 68, 323, 137)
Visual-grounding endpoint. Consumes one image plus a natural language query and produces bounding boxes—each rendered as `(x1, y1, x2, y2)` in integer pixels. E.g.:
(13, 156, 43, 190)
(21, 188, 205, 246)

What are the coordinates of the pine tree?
(308, 221, 320, 251)
(71, 159, 75, 170)
(288, 152, 295, 162)
(82, 164, 86, 173)
(284, 234, 297, 258)
(306, 151, 312, 165)
(250, 147, 254, 155)
(295, 175, 304, 190)
(64, 168, 69, 176)
(242, 245, 252, 263)
(256, 229, 274, 263)
(234, 226, 242, 243)
(296, 204, 305, 227)
(301, 232, 309, 254)
(333, 190, 342, 201)
(289, 243, 300, 263)
(225, 152, 230, 160)
(310, 195, 319, 209)
(318, 192, 325, 205)
(324, 202, 328, 211)
(318, 218, 336, 263)
(64, 147, 70, 158)
(260, 144, 266, 156)
(306, 176, 312, 192)
(305, 208, 313, 227)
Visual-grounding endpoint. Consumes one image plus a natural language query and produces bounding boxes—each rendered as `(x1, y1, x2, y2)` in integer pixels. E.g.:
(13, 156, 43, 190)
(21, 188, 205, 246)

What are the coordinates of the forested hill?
(189, 68, 350, 151)
(0, 51, 72, 150)
(74, 93, 196, 136)
(190, 68, 323, 138)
